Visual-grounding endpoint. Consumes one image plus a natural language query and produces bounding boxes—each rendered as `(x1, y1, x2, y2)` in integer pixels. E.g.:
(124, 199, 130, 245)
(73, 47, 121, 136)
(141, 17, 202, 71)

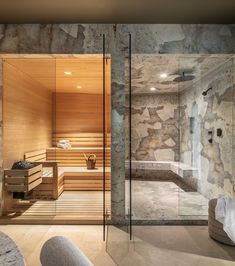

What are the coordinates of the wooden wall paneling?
(5, 57, 111, 95)
(3, 62, 53, 169)
(54, 93, 111, 133)
(47, 147, 111, 167)
(3, 61, 54, 212)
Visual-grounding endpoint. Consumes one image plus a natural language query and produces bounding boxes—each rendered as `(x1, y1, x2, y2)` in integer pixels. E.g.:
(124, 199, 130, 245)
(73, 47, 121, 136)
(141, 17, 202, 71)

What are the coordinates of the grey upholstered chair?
(40, 236, 93, 266)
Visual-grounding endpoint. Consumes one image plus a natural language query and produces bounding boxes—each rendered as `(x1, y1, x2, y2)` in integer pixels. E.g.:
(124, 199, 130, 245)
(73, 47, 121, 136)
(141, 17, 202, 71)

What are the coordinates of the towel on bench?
(57, 140, 71, 149)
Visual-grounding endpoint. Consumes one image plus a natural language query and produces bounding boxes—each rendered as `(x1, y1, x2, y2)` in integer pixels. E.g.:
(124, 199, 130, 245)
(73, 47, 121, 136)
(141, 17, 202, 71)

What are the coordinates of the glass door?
(126, 34, 132, 239)
(54, 45, 108, 227)
(103, 34, 112, 240)
(178, 55, 235, 219)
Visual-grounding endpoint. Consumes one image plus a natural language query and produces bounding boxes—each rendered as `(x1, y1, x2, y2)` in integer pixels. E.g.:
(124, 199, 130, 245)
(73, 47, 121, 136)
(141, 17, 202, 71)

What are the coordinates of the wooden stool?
(208, 198, 235, 246)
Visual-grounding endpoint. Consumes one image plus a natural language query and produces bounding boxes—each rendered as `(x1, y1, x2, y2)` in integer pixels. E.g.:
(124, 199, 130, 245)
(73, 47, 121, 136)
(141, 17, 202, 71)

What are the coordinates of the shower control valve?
(208, 130, 213, 144)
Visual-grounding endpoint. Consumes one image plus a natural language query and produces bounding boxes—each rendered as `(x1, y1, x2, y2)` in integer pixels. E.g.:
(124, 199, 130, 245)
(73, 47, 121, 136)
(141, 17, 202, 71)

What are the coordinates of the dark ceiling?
(0, 0, 235, 23)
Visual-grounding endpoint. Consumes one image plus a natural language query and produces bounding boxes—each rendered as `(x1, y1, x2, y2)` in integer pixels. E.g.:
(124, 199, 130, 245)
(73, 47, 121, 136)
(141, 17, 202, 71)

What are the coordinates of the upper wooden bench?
(47, 132, 111, 167)
(52, 132, 111, 148)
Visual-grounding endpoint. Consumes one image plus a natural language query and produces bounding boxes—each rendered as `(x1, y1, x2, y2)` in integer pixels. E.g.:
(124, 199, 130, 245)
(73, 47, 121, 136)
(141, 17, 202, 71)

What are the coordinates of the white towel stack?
(57, 140, 71, 149)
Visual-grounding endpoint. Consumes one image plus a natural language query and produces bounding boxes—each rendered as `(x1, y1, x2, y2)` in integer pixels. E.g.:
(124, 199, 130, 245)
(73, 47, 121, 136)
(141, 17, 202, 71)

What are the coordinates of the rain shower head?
(202, 87, 212, 96)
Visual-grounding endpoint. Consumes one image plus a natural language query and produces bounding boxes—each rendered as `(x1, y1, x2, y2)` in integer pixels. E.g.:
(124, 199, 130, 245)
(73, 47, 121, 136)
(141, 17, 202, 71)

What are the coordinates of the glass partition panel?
(178, 55, 235, 219)
(103, 34, 112, 240)
(2, 57, 57, 221)
(233, 56, 235, 198)
(129, 54, 181, 223)
(53, 36, 106, 230)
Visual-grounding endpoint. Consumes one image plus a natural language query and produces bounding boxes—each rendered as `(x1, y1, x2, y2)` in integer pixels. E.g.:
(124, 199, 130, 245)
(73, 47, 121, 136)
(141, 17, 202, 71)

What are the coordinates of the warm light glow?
(160, 73, 167, 78)
(77, 85, 82, 89)
(150, 87, 156, 91)
(64, 71, 72, 75)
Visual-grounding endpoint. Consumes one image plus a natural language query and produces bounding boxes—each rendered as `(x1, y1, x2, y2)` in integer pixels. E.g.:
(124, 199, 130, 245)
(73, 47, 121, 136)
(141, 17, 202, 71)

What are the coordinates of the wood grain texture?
(2, 57, 112, 214)
(54, 93, 111, 133)
(1, 191, 111, 225)
(24, 150, 63, 199)
(63, 171, 111, 191)
(3, 62, 53, 169)
(47, 147, 111, 167)
(52, 133, 111, 147)
(3, 62, 53, 212)
(5, 57, 111, 94)
(4, 165, 43, 193)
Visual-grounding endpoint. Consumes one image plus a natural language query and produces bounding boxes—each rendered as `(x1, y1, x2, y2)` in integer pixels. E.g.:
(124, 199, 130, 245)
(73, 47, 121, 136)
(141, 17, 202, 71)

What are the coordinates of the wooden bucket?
(84, 153, 96, 169)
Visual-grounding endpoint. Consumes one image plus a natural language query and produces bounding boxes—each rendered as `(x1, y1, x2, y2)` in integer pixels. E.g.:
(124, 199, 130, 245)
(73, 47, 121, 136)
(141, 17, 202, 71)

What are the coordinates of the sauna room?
(1, 55, 111, 224)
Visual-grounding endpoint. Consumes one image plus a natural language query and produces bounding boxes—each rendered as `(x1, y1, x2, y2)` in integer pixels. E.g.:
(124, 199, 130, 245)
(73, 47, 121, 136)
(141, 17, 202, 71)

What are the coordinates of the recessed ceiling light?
(150, 87, 156, 91)
(64, 71, 72, 75)
(160, 73, 167, 78)
(77, 85, 82, 89)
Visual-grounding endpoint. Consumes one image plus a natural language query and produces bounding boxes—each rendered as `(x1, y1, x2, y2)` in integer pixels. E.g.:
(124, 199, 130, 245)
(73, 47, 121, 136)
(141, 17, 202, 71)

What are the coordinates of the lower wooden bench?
(31, 167, 111, 199)
(24, 149, 111, 200)
(61, 167, 111, 191)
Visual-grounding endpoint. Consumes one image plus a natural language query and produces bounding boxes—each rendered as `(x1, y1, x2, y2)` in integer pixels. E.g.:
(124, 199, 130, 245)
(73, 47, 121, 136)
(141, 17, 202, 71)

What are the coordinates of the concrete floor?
(0, 225, 234, 265)
(133, 226, 235, 261)
(127, 180, 208, 221)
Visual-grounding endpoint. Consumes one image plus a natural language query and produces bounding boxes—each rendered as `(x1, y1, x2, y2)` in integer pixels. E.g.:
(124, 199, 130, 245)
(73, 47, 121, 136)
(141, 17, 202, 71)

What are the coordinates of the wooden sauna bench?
(58, 166, 111, 191)
(46, 147, 111, 192)
(24, 154, 110, 200)
(46, 147, 111, 167)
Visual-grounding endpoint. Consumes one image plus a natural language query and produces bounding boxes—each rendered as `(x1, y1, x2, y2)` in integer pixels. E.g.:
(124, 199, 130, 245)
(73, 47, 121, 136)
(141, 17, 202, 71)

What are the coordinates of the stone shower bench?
(125, 160, 198, 179)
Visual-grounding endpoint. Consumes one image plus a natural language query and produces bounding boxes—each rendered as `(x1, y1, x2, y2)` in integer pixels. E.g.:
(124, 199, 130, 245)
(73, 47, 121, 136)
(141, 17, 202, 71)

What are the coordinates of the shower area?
(125, 54, 235, 223)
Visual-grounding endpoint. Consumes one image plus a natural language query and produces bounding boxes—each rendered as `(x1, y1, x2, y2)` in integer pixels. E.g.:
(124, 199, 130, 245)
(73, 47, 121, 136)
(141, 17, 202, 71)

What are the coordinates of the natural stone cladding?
(0, 24, 235, 223)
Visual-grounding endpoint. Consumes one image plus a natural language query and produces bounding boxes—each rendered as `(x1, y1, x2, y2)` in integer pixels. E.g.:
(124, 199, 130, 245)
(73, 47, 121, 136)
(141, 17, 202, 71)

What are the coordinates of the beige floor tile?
(0, 225, 234, 266)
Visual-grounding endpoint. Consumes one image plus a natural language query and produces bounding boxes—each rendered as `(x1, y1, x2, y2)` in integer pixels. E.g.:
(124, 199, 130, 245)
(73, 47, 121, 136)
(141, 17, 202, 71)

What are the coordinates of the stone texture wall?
(180, 58, 235, 199)
(0, 24, 235, 221)
(126, 94, 179, 161)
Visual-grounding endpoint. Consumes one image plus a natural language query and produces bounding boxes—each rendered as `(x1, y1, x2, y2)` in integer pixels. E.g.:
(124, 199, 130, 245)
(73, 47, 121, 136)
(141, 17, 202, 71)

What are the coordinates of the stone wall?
(126, 94, 179, 161)
(180, 58, 235, 199)
(0, 24, 235, 221)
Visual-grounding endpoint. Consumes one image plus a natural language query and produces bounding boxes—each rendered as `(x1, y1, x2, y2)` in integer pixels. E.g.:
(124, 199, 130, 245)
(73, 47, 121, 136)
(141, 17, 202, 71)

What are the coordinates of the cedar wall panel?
(55, 92, 111, 134)
(3, 62, 53, 169)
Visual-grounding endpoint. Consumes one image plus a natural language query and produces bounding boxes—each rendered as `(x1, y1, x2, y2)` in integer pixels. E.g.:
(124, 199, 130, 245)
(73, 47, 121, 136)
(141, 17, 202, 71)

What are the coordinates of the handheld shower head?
(202, 87, 212, 96)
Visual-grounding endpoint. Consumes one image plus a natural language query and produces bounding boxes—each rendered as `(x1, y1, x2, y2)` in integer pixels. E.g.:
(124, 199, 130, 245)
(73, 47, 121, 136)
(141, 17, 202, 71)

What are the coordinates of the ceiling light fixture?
(150, 87, 156, 91)
(77, 85, 82, 89)
(160, 73, 167, 78)
(64, 71, 72, 75)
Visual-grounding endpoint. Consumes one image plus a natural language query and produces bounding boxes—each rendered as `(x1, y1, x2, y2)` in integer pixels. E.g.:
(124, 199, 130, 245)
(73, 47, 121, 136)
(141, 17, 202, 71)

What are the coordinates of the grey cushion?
(40, 236, 93, 266)
(0, 232, 25, 266)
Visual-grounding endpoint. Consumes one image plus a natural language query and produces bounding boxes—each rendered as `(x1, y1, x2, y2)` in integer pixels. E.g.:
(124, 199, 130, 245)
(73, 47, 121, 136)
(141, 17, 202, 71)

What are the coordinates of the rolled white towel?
(57, 140, 71, 149)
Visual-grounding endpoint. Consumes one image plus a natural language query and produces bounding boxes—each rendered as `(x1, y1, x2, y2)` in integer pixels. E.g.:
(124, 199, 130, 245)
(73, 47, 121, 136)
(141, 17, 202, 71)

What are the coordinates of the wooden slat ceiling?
(5, 56, 111, 94)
